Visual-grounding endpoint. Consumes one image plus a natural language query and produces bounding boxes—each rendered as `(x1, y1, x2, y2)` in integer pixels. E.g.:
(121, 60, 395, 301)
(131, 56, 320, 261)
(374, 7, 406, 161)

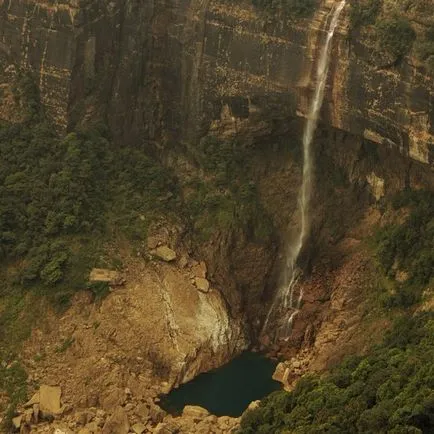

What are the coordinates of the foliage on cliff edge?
(350, 0, 433, 70)
(240, 312, 434, 433)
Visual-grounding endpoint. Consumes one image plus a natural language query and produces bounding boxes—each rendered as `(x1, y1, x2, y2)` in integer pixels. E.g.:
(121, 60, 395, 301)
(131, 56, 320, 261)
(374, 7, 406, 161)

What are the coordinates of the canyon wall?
(0, 0, 432, 166)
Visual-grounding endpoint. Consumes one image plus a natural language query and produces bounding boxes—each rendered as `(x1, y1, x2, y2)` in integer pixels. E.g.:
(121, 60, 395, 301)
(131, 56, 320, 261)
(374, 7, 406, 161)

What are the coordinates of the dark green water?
(160, 352, 281, 417)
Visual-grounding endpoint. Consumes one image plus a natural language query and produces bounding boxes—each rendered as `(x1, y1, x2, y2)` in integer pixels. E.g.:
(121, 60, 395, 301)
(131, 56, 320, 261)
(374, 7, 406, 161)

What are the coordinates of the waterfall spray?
(262, 0, 346, 337)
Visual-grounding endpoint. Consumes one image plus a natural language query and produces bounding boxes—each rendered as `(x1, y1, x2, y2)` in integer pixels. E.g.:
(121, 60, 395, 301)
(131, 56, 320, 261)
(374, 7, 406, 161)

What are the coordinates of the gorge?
(0, 0, 433, 433)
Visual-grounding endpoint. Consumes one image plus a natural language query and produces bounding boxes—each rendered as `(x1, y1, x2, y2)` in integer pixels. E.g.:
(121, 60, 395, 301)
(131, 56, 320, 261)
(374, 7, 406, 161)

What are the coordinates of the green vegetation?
(0, 75, 178, 296)
(240, 312, 434, 433)
(349, 0, 381, 28)
(349, 1, 418, 62)
(251, 0, 318, 18)
(184, 136, 274, 242)
(375, 190, 433, 308)
(0, 73, 180, 428)
(88, 281, 111, 301)
(376, 16, 416, 59)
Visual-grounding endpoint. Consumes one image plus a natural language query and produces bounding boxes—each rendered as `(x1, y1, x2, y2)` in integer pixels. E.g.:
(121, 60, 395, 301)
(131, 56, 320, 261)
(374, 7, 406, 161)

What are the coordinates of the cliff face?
(1, 0, 433, 345)
(0, 0, 433, 166)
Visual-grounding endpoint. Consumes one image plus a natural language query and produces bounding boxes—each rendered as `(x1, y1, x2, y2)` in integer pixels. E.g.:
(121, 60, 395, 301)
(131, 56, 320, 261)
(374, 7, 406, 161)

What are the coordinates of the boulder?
(194, 277, 210, 293)
(85, 421, 100, 432)
(272, 362, 287, 383)
(134, 403, 150, 420)
(102, 406, 129, 434)
(89, 268, 125, 286)
(101, 387, 125, 410)
(131, 422, 146, 434)
(192, 261, 207, 278)
(149, 404, 166, 424)
(39, 385, 62, 416)
(151, 246, 177, 262)
(182, 405, 209, 421)
(12, 415, 22, 430)
(246, 400, 260, 412)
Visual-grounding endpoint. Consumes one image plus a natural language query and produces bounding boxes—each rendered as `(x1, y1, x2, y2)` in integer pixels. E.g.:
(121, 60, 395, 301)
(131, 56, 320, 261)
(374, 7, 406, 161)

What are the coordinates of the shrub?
(350, 0, 382, 29)
(375, 16, 416, 59)
(184, 136, 274, 242)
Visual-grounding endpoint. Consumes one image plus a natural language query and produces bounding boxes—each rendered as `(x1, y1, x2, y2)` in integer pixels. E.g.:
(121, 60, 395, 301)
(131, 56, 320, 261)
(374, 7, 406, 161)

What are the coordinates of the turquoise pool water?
(160, 352, 281, 417)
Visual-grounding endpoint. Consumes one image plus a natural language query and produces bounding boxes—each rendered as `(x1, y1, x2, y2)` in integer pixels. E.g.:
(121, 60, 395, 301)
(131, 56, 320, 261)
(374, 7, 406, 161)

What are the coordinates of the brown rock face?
(1, 0, 432, 328)
(0, 1, 432, 165)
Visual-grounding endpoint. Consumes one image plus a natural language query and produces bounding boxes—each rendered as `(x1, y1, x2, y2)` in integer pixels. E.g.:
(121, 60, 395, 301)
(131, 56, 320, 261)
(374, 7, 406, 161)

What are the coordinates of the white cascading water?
(262, 0, 346, 338)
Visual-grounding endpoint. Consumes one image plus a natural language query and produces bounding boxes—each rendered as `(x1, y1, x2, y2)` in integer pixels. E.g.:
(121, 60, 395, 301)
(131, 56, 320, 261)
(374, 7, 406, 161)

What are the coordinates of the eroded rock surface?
(0, 1, 432, 165)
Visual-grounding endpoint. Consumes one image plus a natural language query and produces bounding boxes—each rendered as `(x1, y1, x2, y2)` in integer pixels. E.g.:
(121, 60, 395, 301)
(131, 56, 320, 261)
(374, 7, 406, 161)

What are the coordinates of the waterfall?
(262, 0, 346, 338)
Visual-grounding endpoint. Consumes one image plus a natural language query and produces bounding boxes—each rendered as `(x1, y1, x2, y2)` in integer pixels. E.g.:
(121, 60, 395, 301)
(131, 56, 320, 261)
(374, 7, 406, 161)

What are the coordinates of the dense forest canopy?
(240, 312, 434, 433)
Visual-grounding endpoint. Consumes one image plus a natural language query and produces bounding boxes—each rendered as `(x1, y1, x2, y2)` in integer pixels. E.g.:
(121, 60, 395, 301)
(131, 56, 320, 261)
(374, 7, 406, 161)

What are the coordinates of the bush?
(349, 0, 381, 29)
(184, 136, 274, 242)
(0, 75, 180, 291)
(376, 16, 416, 59)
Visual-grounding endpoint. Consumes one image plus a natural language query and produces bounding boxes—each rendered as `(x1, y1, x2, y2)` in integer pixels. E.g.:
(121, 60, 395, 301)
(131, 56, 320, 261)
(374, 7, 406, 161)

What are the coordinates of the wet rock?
(102, 406, 129, 434)
(151, 246, 177, 262)
(245, 400, 260, 412)
(39, 385, 62, 416)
